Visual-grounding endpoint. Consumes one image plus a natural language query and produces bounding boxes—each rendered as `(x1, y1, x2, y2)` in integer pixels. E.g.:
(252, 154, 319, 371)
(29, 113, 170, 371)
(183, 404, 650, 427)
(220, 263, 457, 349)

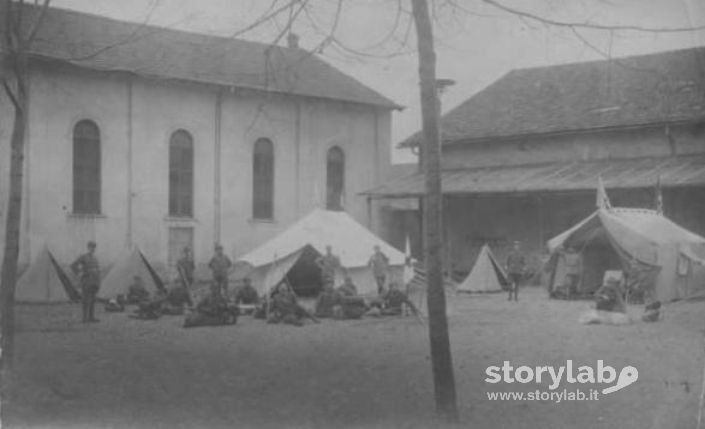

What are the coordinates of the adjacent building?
(365, 47, 705, 276)
(0, 6, 400, 276)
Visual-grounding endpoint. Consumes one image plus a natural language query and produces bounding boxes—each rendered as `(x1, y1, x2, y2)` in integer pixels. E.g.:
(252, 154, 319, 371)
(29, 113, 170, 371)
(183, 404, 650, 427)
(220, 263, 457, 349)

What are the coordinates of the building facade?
(367, 47, 705, 277)
(0, 6, 398, 277)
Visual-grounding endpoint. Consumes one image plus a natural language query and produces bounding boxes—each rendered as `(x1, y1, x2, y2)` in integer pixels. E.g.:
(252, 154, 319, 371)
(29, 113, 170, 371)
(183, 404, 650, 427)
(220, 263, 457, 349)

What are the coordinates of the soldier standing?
(208, 244, 232, 298)
(368, 245, 390, 295)
(316, 245, 341, 290)
(71, 241, 101, 323)
(506, 240, 525, 302)
(177, 246, 195, 288)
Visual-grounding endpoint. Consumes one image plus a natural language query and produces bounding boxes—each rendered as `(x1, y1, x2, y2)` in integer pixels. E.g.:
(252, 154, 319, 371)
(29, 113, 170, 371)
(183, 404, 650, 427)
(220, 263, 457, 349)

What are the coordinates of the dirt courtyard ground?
(4, 286, 705, 429)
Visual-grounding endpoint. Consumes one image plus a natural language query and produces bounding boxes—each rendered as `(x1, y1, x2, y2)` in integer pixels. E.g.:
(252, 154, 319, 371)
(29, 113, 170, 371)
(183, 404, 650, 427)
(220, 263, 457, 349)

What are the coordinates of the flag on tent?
(596, 176, 612, 210)
(16, 246, 81, 303)
(655, 175, 663, 215)
(403, 236, 414, 286)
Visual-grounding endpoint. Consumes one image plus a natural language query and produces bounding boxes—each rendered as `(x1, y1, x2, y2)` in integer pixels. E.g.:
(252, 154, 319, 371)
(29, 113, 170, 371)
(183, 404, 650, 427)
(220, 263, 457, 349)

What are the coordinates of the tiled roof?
(401, 47, 705, 146)
(24, 5, 400, 109)
(362, 155, 705, 198)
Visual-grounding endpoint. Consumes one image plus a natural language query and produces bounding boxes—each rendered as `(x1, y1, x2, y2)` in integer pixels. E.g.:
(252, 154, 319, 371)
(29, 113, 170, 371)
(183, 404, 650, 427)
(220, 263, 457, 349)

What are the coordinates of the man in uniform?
(316, 245, 341, 290)
(127, 275, 150, 304)
(176, 246, 195, 288)
(368, 245, 390, 295)
(563, 246, 583, 298)
(71, 241, 101, 323)
(208, 244, 232, 298)
(506, 241, 525, 302)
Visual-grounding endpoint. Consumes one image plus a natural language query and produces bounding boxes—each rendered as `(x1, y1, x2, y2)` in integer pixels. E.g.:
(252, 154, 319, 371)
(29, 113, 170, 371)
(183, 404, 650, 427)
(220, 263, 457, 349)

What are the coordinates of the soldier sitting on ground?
(234, 278, 260, 314)
(268, 282, 319, 326)
(369, 282, 419, 316)
(337, 276, 358, 298)
(594, 278, 626, 313)
(183, 289, 239, 328)
(314, 284, 340, 318)
(132, 288, 168, 320)
(161, 282, 193, 315)
(126, 275, 150, 305)
(332, 276, 366, 320)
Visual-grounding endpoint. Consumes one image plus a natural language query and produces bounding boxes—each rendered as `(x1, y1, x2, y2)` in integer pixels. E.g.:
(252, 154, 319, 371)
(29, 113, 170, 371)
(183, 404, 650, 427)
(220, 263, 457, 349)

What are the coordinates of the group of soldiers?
(71, 241, 235, 324)
(70, 240, 417, 327)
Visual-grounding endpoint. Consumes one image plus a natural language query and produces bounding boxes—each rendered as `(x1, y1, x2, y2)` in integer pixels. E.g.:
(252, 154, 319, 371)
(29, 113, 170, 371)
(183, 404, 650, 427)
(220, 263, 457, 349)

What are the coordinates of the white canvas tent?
(547, 207, 705, 302)
(16, 246, 80, 303)
(99, 247, 165, 299)
(235, 209, 405, 296)
(457, 244, 509, 293)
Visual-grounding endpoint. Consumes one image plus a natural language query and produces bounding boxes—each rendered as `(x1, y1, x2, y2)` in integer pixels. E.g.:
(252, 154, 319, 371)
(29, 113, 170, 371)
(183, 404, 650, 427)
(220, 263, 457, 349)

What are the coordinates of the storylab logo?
(485, 360, 638, 398)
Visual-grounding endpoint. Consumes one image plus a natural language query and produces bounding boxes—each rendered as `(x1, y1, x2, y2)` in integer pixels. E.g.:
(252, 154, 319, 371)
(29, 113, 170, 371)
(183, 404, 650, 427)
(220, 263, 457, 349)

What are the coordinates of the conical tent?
(235, 209, 406, 296)
(16, 246, 81, 303)
(99, 247, 165, 299)
(457, 244, 509, 293)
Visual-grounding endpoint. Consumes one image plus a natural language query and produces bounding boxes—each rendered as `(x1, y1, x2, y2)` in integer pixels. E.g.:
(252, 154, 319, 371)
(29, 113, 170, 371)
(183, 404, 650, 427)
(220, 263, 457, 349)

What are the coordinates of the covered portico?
(365, 155, 705, 277)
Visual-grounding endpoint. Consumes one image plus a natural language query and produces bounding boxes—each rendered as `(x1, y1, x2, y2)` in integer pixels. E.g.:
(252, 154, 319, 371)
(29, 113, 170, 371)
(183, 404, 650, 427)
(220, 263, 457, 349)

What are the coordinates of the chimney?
(287, 33, 299, 49)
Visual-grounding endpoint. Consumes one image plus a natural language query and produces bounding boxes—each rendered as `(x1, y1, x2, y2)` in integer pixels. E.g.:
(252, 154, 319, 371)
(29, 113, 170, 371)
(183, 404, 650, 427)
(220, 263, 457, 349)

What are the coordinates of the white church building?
(0, 6, 400, 277)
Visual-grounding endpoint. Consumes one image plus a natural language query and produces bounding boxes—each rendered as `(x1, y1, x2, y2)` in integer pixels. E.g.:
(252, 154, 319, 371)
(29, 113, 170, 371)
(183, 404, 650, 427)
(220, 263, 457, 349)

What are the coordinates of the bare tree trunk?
(410, 0, 458, 422)
(0, 79, 26, 374)
(0, 0, 44, 403)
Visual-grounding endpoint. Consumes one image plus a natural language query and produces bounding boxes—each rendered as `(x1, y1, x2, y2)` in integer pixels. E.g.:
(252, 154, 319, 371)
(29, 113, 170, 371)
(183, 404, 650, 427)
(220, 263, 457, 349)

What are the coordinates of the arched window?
(326, 146, 345, 211)
(252, 138, 274, 219)
(73, 120, 101, 214)
(169, 130, 194, 217)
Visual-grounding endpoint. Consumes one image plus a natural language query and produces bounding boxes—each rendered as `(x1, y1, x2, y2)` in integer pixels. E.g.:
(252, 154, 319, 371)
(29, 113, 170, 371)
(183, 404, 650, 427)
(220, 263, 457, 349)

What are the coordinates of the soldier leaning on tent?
(71, 240, 101, 323)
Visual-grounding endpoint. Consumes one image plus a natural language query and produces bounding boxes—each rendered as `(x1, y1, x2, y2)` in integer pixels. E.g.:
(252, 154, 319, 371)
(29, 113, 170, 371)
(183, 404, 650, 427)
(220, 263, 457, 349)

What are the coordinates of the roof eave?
(398, 117, 705, 148)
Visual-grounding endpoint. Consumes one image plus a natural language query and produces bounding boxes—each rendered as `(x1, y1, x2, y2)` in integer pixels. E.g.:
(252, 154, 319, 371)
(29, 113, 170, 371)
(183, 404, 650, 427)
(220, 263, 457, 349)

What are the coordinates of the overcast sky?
(51, 0, 705, 163)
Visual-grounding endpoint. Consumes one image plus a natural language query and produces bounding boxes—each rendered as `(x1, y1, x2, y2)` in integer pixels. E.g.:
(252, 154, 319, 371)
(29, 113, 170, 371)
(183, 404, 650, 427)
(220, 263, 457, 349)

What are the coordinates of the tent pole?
(265, 253, 278, 321)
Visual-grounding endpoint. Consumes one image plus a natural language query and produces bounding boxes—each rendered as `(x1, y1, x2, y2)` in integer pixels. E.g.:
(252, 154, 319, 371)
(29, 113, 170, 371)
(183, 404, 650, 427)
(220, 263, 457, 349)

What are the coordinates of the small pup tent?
(234, 209, 405, 296)
(99, 247, 165, 299)
(457, 244, 509, 293)
(16, 246, 81, 303)
(547, 207, 705, 302)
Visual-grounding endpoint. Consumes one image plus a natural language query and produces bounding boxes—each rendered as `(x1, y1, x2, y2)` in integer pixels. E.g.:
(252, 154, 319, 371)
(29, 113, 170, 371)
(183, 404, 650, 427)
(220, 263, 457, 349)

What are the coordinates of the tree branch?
(480, 0, 705, 33)
(22, 0, 50, 49)
(1, 79, 20, 110)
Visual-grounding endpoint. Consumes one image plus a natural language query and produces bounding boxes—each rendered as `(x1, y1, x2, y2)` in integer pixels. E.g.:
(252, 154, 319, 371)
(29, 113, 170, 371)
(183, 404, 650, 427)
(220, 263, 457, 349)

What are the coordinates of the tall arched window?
(252, 138, 274, 219)
(326, 146, 345, 211)
(169, 130, 194, 218)
(73, 120, 101, 214)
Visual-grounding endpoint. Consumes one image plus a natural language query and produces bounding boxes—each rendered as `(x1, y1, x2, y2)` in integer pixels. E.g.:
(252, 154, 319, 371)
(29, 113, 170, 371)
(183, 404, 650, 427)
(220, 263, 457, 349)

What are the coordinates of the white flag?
(596, 176, 612, 210)
(403, 235, 414, 285)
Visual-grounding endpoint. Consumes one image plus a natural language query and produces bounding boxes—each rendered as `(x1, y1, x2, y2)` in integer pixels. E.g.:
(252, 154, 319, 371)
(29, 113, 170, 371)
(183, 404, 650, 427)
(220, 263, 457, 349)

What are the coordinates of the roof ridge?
(509, 45, 705, 74)
(29, 3, 299, 53)
(22, 4, 400, 109)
